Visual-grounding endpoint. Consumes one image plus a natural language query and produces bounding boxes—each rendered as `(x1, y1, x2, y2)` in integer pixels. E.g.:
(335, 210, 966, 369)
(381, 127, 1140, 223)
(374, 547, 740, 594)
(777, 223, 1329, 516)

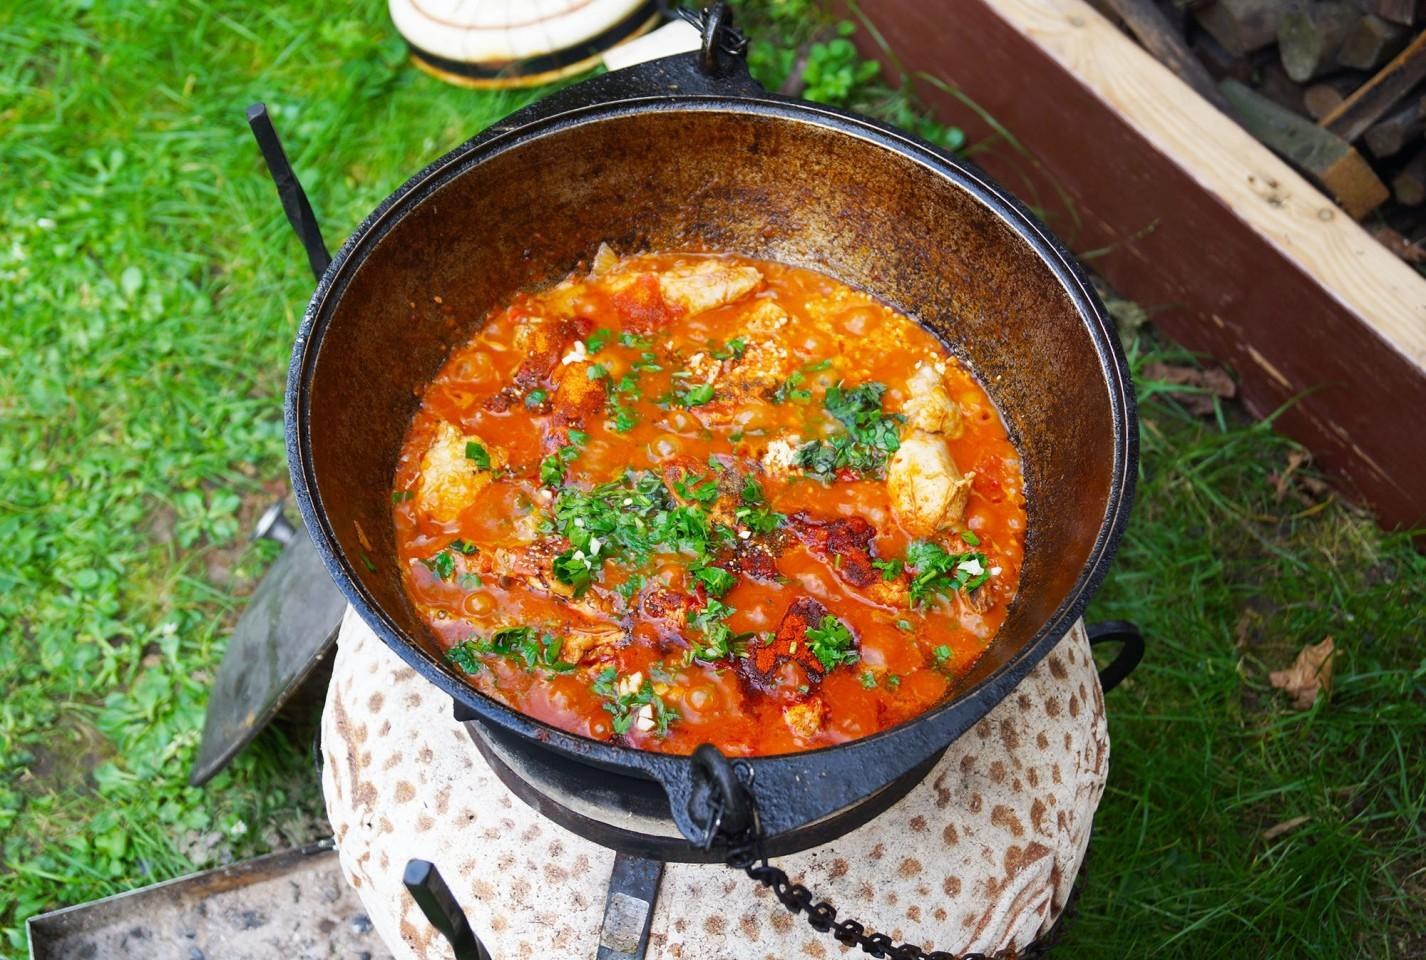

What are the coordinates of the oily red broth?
(393, 251, 1026, 756)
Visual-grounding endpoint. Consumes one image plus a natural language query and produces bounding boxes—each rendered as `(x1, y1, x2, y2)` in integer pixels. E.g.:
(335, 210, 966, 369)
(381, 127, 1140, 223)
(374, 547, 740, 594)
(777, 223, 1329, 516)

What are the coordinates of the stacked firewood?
(1094, 0, 1426, 256)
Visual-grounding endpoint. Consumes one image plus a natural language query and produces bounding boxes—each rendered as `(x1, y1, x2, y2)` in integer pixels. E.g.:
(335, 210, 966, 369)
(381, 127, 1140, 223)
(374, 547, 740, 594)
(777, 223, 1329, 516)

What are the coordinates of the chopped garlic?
(561, 341, 588, 365)
(957, 557, 985, 577)
(633, 703, 656, 732)
(615, 672, 644, 698)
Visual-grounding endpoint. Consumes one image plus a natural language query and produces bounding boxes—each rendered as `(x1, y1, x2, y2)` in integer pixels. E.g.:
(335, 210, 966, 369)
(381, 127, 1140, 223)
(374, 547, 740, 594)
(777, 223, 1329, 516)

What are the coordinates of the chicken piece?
(485, 540, 620, 620)
(782, 697, 825, 741)
(562, 622, 625, 664)
(789, 513, 907, 608)
(720, 301, 795, 398)
(416, 422, 504, 524)
(656, 260, 763, 316)
(685, 350, 722, 385)
(902, 363, 963, 438)
(550, 360, 607, 430)
(511, 315, 583, 387)
(643, 587, 695, 634)
(760, 436, 803, 478)
(887, 431, 973, 537)
(743, 596, 829, 686)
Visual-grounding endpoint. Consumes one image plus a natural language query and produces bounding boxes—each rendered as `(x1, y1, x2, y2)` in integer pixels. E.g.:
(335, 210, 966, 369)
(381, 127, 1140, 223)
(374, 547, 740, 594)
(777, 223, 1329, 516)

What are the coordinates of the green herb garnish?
(904, 540, 991, 606)
(465, 441, 491, 470)
(592, 666, 677, 736)
(804, 614, 859, 671)
(712, 337, 747, 360)
(421, 551, 456, 581)
(585, 328, 613, 353)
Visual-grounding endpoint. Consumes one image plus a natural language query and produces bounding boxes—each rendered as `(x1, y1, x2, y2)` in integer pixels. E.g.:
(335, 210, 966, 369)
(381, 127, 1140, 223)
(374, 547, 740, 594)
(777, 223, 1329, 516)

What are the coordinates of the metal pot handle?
(1086, 619, 1145, 693)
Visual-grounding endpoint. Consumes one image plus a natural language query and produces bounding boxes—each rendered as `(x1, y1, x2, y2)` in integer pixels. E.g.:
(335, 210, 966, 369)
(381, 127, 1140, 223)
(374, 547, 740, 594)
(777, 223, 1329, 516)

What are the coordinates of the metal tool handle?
(246, 102, 331, 282)
(403, 860, 492, 960)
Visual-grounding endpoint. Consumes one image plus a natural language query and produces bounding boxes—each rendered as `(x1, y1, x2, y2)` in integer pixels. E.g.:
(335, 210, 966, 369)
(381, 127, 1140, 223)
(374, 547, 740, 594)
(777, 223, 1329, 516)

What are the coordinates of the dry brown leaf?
(1268, 637, 1338, 710)
(1262, 815, 1311, 841)
(1141, 361, 1236, 416)
(1268, 450, 1332, 505)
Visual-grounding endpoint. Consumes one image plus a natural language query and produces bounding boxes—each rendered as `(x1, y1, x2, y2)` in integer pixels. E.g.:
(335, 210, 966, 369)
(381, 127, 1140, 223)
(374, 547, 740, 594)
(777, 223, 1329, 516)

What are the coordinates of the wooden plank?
(1220, 78, 1389, 216)
(856, 0, 1426, 531)
(1320, 31, 1426, 140)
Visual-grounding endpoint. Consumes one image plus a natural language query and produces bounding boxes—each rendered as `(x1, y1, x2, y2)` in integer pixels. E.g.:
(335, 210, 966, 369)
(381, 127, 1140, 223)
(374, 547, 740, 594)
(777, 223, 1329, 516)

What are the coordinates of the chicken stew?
(393, 251, 1027, 756)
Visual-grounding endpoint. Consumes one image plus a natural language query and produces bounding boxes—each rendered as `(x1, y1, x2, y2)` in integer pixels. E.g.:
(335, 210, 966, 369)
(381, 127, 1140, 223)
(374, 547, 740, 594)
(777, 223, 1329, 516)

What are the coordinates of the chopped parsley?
(674, 382, 716, 407)
(457, 572, 483, 590)
(805, 614, 859, 671)
(712, 337, 747, 360)
(391, 490, 413, 503)
(690, 565, 736, 598)
(539, 431, 588, 487)
(586, 363, 609, 381)
(686, 598, 740, 660)
(773, 370, 812, 404)
(421, 551, 456, 581)
(449, 539, 478, 555)
(465, 441, 492, 470)
(961, 529, 981, 546)
(736, 474, 785, 534)
(896, 618, 914, 632)
(585, 328, 614, 353)
(620, 331, 653, 349)
(797, 382, 904, 480)
(631, 351, 662, 373)
(546, 470, 719, 595)
(524, 388, 548, 409)
(446, 627, 576, 676)
(592, 666, 677, 736)
(859, 670, 877, 689)
(932, 644, 952, 667)
(904, 540, 991, 606)
(884, 674, 902, 690)
(872, 557, 904, 581)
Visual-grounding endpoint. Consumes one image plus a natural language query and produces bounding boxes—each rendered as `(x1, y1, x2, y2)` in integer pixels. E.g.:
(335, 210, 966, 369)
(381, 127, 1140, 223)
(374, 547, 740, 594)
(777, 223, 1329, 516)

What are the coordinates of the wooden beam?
(1220, 78, 1389, 217)
(1320, 31, 1426, 140)
(856, 0, 1426, 531)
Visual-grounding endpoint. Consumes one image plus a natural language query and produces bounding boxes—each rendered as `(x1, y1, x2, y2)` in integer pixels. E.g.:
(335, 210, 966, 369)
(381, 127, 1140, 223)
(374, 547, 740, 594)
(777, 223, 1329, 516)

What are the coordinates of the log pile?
(1093, 0, 1426, 256)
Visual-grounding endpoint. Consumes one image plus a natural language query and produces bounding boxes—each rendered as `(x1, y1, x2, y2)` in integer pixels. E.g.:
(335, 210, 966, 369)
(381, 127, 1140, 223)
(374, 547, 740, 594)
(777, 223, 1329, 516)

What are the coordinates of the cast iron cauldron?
(287, 19, 1137, 861)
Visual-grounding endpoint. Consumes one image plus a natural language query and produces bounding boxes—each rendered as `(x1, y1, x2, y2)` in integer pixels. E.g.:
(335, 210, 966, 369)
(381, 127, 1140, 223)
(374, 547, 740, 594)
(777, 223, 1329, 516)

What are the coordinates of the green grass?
(1, 2, 1422, 958)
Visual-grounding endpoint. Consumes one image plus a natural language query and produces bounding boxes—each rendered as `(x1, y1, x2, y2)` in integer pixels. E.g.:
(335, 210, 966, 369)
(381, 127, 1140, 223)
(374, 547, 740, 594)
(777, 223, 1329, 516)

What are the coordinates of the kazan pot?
(286, 28, 1138, 863)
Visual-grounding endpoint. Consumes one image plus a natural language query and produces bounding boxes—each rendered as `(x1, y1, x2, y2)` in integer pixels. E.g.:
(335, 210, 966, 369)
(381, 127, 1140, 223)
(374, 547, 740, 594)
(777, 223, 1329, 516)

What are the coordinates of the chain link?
(705, 762, 1073, 960)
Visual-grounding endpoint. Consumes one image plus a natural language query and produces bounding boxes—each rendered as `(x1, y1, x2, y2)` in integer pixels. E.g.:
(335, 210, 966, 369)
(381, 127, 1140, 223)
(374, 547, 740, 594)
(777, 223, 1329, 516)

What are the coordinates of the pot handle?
(1087, 619, 1145, 693)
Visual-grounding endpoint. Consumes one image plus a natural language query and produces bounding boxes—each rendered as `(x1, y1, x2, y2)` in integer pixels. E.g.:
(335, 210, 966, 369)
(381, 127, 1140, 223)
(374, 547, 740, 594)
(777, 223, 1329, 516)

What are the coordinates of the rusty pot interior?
(294, 103, 1131, 788)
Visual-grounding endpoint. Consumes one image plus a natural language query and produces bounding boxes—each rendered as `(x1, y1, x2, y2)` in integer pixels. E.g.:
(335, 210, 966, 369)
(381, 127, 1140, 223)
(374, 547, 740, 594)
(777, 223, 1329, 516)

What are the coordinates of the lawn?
(1, 2, 1422, 958)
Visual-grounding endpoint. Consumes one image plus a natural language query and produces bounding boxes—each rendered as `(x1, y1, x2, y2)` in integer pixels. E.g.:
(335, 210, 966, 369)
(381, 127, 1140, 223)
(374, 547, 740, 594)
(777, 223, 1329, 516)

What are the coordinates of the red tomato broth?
(393, 252, 1026, 756)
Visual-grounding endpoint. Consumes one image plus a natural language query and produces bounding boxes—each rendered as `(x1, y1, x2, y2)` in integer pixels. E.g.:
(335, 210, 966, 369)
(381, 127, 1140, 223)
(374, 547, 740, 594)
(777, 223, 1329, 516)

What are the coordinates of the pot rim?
(286, 73, 1137, 783)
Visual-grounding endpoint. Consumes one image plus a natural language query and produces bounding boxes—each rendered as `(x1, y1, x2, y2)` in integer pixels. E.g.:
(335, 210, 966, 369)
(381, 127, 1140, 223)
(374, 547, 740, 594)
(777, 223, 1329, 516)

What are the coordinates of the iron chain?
(707, 764, 1070, 960)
